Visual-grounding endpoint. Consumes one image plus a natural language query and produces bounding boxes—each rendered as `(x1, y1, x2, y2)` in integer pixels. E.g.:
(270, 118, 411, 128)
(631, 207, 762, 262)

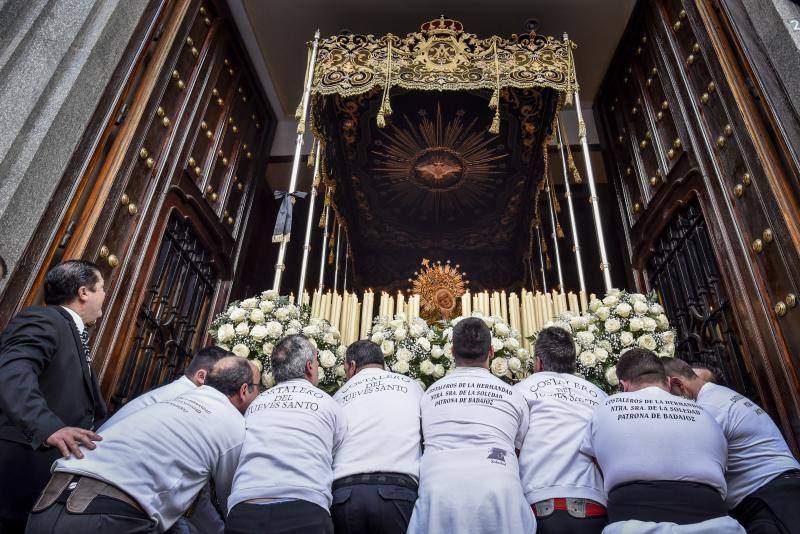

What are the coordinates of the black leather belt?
(775, 469, 800, 480)
(333, 472, 418, 491)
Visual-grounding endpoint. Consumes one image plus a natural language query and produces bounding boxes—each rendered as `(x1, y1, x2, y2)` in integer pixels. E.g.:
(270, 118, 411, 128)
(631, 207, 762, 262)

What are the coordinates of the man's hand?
(45, 427, 102, 459)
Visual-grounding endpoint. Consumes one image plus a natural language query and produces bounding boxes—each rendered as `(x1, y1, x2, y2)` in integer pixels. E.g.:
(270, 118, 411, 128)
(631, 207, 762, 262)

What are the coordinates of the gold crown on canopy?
(410, 259, 469, 321)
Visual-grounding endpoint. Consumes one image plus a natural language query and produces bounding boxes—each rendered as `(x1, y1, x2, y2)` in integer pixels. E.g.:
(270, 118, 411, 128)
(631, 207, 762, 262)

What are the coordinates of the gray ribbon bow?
(272, 190, 308, 243)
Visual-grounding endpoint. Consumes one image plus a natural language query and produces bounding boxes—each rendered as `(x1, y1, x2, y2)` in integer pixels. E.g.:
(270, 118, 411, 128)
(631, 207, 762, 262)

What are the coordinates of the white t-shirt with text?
(100, 376, 195, 430)
(516, 372, 607, 504)
(697, 382, 800, 508)
(228, 378, 347, 513)
(333, 368, 423, 480)
(581, 386, 728, 497)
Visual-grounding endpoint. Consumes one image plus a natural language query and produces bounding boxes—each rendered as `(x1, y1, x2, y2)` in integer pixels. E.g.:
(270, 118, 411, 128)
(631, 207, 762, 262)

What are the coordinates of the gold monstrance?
(410, 259, 469, 322)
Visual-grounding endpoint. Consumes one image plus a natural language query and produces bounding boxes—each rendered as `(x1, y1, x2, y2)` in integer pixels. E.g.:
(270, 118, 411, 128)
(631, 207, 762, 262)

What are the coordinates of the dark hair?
(204, 356, 253, 396)
(534, 326, 576, 373)
(690, 362, 721, 383)
(44, 260, 101, 305)
(346, 340, 385, 370)
(616, 348, 666, 385)
(185, 346, 234, 378)
(452, 317, 491, 361)
(271, 335, 315, 383)
(661, 357, 697, 379)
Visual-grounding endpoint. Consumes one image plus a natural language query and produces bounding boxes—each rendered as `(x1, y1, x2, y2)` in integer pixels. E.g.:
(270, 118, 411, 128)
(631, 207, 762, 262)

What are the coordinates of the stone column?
(0, 0, 148, 290)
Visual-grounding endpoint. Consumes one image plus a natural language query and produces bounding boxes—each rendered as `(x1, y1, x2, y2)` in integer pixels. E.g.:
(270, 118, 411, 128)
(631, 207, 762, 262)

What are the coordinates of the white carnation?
(420, 360, 435, 376)
(579, 350, 597, 367)
(491, 337, 504, 352)
(319, 350, 336, 368)
(381, 340, 395, 356)
(265, 321, 283, 338)
(250, 324, 268, 340)
(396, 348, 413, 362)
(240, 298, 258, 310)
(231, 343, 250, 358)
(217, 324, 235, 343)
(490, 357, 509, 377)
(605, 366, 619, 386)
(615, 303, 632, 318)
(417, 337, 431, 351)
(229, 308, 247, 323)
(638, 334, 657, 351)
(599, 339, 613, 352)
(633, 301, 649, 314)
(620, 331, 635, 346)
(433, 364, 445, 379)
(392, 360, 410, 374)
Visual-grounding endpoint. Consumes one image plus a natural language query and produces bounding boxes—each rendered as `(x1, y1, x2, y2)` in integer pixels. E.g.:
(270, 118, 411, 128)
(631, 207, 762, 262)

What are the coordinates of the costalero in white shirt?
(581, 386, 728, 498)
(228, 378, 347, 513)
(697, 381, 800, 508)
(100, 375, 195, 430)
(333, 368, 423, 481)
(515, 371, 607, 505)
(55, 386, 245, 531)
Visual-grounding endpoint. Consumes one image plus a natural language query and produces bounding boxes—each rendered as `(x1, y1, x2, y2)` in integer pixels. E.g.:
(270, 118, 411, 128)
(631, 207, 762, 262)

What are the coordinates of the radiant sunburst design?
(371, 102, 508, 224)
(411, 258, 469, 322)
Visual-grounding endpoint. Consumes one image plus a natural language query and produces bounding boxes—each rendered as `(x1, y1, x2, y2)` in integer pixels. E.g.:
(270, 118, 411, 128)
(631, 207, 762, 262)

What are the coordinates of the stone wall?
(0, 0, 147, 290)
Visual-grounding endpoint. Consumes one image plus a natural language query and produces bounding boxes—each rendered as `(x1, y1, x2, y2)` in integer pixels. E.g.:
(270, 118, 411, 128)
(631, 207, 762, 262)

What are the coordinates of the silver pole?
(566, 33, 612, 290)
(546, 179, 565, 293)
(556, 118, 587, 294)
(317, 200, 330, 291)
(333, 222, 342, 293)
(273, 30, 321, 292)
(297, 140, 321, 297)
(342, 241, 349, 293)
(536, 225, 547, 292)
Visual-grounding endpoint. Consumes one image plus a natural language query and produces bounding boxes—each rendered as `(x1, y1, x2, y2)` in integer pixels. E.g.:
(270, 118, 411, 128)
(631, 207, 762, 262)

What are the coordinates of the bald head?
(205, 356, 261, 413)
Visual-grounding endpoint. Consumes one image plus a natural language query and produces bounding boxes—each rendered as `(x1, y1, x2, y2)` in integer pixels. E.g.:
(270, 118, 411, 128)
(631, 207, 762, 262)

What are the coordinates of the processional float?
(269, 17, 613, 345)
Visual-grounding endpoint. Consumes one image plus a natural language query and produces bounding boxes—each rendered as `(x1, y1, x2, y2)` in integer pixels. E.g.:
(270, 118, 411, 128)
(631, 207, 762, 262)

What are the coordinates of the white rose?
(629, 318, 643, 332)
(262, 372, 276, 388)
(594, 347, 609, 362)
(261, 289, 278, 301)
(302, 325, 320, 337)
(589, 299, 602, 312)
(569, 316, 587, 331)
(381, 340, 395, 356)
(285, 328, 299, 336)
(251, 359, 263, 372)
(394, 328, 407, 341)
(371, 331, 385, 344)
(218, 344, 230, 351)
(494, 323, 510, 337)
(607, 288, 622, 297)
(605, 366, 619, 386)
(265, 321, 283, 338)
(260, 300, 275, 314)
(603, 295, 619, 306)
(229, 308, 247, 323)
(417, 337, 431, 351)
(431, 346, 444, 359)
(507, 357, 522, 372)
(629, 292, 647, 303)
(420, 360, 435, 376)
(604, 318, 621, 333)
(638, 334, 657, 351)
(615, 303, 632, 318)
(504, 337, 520, 351)
(599, 339, 613, 353)
(392, 360, 410, 374)
(262, 342, 274, 354)
(633, 301, 649, 314)
(482, 316, 496, 328)
(576, 331, 595, 348)
(650, 303, 665, 314)
(235, 322, 250, 336)
(389, 319, 404, 329)
(416, 379, 428, 390)
(337, 345, 347, 357)
(620, 331, 635, 346)
(516, 348, 530, 360)
(409, 324, 425, 338)
(318, 367, 326, 383)
(249, 309, 265, 324)
(274, 307, 290, 321)
(240, 298, 258, 310)
(217, 324, 235, 343)
(433, 364, 445, 379)
(396, 348, 413, 362)
(663, 343, 675, 356)
(579, 350, 597, 367)
(289, 319, 302, 329)
(329, 327, 340, 339)
(308, 337, 318, 348)
(335, 365, 346, 378)
(491, 337, 504, 352)
(596, 307, 610, 321)
(662, 330, 675, 345)
(319, 350, 336, 368)
(323, 333, 336, 344)
(443, 327, 453, 341)
(250, 324, 268, 340)
(656, 314, 670, 329)
(231, 343, 250, 358)
(643, 317, 657, 332)
(490, 357, 509, 377)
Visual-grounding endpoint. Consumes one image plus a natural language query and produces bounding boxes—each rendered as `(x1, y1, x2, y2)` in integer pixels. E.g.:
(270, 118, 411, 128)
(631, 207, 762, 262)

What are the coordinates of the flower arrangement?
(370, 314, 449, 389)
(538, 289, 675, 393)
(442, 312, 533, 384)
(210, 290, 346, 393)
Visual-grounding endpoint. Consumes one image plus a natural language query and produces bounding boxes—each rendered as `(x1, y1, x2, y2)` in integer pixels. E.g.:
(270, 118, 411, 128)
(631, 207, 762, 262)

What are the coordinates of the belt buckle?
(567, 497, 586, 518)
(534, 499, 555, 517)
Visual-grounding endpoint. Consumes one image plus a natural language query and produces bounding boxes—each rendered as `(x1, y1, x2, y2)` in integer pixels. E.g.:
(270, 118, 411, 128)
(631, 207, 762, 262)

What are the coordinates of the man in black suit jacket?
(0, 260, 108, 532)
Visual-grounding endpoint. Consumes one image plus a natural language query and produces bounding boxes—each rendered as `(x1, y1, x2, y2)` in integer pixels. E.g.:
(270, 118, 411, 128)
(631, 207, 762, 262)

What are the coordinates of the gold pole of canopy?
(273, 29, 321, 292)
(317, 196, 330, 292)
(566, 32, 612, 291)
(557, 117, 587, 294)
(297, 140, 321, 298)
(333, 221, 342, 293)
